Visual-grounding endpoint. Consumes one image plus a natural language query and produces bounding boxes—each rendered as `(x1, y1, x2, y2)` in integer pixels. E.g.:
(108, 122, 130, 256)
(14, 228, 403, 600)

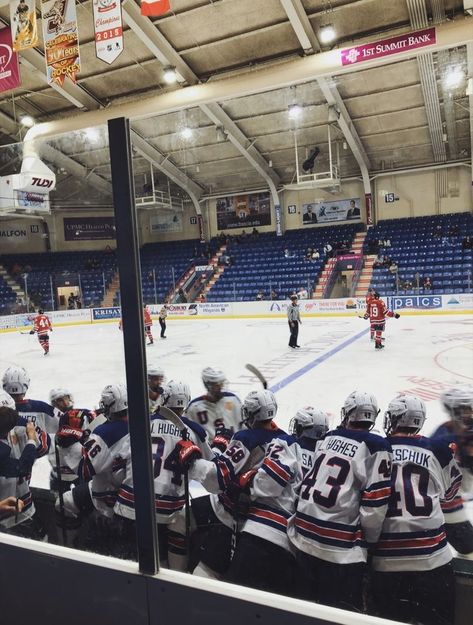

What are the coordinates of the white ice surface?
(0, 314, 471, 489)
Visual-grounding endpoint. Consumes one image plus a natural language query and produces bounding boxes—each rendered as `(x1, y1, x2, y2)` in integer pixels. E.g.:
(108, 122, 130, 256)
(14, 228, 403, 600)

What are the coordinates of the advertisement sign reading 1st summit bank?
(302, 198, 361, 225)
(216, 192, 271, 230)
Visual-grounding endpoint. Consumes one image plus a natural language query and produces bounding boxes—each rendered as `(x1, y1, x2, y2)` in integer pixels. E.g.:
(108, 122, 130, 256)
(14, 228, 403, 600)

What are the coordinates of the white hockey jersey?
(49, 408, 96, 483)
(288, 427, 392, 564)
(298, 437, 319, 478)
(65, 419, 128, 517)
(186, 391, 242, 439)
(191, 425, 300, 550)
(14, 398, 58, 434)
(372, 435, 462, 572)
(115, 414, 211, 524)
(0, 420, 50, 529)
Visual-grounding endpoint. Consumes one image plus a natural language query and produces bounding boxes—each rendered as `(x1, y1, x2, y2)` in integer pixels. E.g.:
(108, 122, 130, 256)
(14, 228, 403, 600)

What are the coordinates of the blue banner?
(93, 307, 121, 320)
(386, 295, 442, 310)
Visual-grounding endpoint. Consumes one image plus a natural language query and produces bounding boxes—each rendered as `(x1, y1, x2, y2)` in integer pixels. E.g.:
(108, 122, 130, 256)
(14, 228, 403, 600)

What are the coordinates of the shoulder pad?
(182, 417, 207, 442)
(18, 399, 55, 417)
(94, 420, 129, 447)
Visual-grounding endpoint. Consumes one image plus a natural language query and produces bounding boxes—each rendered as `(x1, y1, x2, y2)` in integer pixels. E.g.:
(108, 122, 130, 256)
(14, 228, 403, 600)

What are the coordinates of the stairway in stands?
(102, 271, 120, 307)
(0, 263, 31, 308)
(313, 258, 337, 298)
(198, 244, 228, 301)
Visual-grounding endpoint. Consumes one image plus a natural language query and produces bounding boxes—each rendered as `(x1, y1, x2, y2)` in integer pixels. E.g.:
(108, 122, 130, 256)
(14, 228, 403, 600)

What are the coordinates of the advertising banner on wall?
(216, 192, 271, 230)
(92, 0, 124, 64)
(64, 217, 116, 241)
(302, 198, 361, 225)
(150, 212, 183, 234)
(0, 221, 43, 249)
(0, 27, 21, 93)
(42, 0, 81, 86)
(341, 27, 436, 66)
(10, 0, 38, 51)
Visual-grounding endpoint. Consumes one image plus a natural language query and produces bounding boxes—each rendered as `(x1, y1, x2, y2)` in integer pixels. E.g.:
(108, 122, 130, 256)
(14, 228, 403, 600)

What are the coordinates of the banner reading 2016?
(42, 0, 81, 86)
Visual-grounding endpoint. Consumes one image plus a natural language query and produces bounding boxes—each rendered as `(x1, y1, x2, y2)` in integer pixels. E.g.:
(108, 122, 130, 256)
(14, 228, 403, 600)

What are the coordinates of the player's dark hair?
(38, 309, 43, 314)
(0, 407, 19, 438)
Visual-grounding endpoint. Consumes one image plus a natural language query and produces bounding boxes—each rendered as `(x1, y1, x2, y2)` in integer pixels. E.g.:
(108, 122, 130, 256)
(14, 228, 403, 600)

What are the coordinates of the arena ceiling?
(0, 0, 471, 211)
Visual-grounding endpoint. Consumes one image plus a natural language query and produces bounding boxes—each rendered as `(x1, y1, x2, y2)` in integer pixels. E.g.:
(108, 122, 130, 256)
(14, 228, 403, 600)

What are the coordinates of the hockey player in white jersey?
(2, 366, 58, 434)
(288, 390, 392, 611)
(115, 380, 211, 568)
(48, 388, 96, 493)
(0, 390, 50, 537)
(147, 364, 165, 413)
(186, 367, 242, 438)
(431, 385, 473, 558)
(290, 406, 329, 477)
(175, 389, 298, 591)
(60, 384, 129, 552)
(371, 395, 461, 625)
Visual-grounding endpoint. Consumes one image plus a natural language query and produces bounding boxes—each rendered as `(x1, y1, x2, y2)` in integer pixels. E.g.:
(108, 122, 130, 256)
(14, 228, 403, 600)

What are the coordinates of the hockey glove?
(395, 313, 400, 319)
(238, 469, 257, 494)
(363, 314, 369, 320)
(56, 426, 87, 448)
(175, 440, 202, 470)
(29, 330, 35, 335)
(212, 427, 233, 453)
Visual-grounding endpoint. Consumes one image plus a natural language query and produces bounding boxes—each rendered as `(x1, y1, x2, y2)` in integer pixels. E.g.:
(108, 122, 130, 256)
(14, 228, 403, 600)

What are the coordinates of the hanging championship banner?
(141, 0, 169, 17)
(92, 0, 124, 65)
(42, 0, 81, 86)
(10, 0, 38, 51)
(0, 28, 21, 93)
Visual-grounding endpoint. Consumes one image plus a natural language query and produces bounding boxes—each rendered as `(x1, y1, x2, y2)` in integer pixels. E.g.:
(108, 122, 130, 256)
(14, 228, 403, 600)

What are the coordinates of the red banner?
(141, 0, 170, 17)
(0, 28, 21, 93)
(341, 27, 436, 66)
(365, 193, 373, 226)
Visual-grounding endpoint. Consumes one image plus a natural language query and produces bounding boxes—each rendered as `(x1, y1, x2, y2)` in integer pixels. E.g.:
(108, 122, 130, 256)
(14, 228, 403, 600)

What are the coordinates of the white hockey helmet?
(2, 366, 30, 395)
(162, 380, 191, 409)
(100, 383, 128, 418)
(147, 364, 164, 379)
(290, 406, 329, 440)
(0, 390, 16, 409)
(242, 389, 277, 428)
(441, 386, 473, 424)
(384, 394, 426, 435)
(341, 390, 379, 428)
(49, 388, 73, 407)
(202, 367, 226, 387)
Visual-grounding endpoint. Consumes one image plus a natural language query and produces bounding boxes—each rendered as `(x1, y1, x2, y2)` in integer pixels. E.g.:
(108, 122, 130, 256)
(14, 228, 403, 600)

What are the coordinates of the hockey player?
(144, 305, 154, 345)
(30, 308, 52, 355)
(60, 384, 129, 552)
(290, 406, 330, 477)
(288, 390, 392, 611)
(371, 395, 461, 625)
(186, 367, 242, 438)
(363, 291, 399, 349)
(176, 389, 296, 589)
(115, 380, 211, 569)
(365, 287, 376, 340)
(147, 364, 165, 413)
(2, 366, 58, 434)
(0, 391, 50, 537)
(431, 385, 473, 558)
(48, 388, 96, 493)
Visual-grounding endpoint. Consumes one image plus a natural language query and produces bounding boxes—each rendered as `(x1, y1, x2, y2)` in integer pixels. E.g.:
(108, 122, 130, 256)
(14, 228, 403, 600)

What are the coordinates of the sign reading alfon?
(341, 27, 436, 66)
(302, 198, 361, 225)
(42, 0, 81, 86)
(216, 192, 271, 230)
(64, 217, 116, 241)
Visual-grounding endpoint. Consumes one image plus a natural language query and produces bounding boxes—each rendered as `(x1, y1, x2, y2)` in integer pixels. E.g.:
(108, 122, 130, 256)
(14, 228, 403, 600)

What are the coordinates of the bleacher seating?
(0, 276, 17, 314)
(206, 224, 362, 302)
(364, 213, 473, 296)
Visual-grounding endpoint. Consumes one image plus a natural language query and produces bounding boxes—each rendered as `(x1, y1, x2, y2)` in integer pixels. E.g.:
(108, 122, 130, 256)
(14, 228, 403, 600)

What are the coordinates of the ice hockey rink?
(1, 312, 471, 442)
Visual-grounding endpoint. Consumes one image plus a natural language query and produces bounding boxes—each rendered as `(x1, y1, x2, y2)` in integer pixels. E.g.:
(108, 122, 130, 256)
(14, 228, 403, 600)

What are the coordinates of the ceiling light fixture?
(288, 103, 302, 119)
(20, 115, 34, 128)
(444, 66, 465, 89)
(180, 126, 194, 140)
(319, 24, 336, 44)
(85, 127, 100, 142)
(163, 66, 178, 84)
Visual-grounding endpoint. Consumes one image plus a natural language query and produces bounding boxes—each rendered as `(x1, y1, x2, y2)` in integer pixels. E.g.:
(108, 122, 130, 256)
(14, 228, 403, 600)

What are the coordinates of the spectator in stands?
(297, 286, 308, 299)
(384, 239, 391, 247)
(401, 279, 413, 292)
(284, 248, 295, 259)
(219, 253, 230, 267)
(255, 289, 265, 301)
(373, 255, 384, 269)
(177, 288, 187, 304)
(270, 289, 278, 301)
(75, 297, 82, 309)
(383, 256, 392, 269)
(323, 243, 333, 257)
(462, 235, 473, 250)
(67, 293, 76, 310)
(304, 248, 312, 261)
(311, 249, 320, 261)
(388, 261, 398, 275)
(252, 227, 259, 237)
(423, 276, 433, 291)
(378, 238, 385, 247)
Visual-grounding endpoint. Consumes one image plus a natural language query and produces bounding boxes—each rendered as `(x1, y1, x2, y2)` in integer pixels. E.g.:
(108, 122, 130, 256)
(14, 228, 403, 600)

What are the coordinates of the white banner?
(42, 0, 81, 86)
(150, 213, 183, 234)
(10, 0, 38, 51)
(92, 0, 124, 65)
(302, 198, 361, 224)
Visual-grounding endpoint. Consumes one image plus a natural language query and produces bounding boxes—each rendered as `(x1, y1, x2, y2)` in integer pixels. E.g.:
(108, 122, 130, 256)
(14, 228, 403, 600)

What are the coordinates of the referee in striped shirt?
(287, 295, 301, 348)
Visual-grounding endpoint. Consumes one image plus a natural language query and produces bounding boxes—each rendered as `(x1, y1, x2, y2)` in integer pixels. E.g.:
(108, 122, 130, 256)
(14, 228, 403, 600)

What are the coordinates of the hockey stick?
(20, 330, 34, 335)
(245, 363, 268, 389)
(54, 436, 68, 546)
(159, 405, 192, 572)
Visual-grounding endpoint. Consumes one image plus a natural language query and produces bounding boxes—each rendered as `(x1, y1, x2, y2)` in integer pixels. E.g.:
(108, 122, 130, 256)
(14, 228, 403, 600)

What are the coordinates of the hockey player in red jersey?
(365, 288, 376, 340)
(30, 309, 52, 355)
(364, 292, 399, 349)
(143, 305, 154, 345)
